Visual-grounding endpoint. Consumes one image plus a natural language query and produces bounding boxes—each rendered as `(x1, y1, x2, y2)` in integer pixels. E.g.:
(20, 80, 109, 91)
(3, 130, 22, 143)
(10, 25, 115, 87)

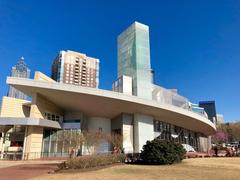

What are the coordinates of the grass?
(31, 157, 240, 180)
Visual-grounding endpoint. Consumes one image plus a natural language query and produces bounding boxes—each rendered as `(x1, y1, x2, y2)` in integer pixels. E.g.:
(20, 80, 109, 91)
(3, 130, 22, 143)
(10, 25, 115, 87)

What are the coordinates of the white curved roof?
(7, 77, 216, 136)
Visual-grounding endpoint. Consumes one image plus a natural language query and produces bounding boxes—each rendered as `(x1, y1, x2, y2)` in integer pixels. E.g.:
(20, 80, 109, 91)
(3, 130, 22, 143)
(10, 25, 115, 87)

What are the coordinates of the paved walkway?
(0, 160, 62, 180)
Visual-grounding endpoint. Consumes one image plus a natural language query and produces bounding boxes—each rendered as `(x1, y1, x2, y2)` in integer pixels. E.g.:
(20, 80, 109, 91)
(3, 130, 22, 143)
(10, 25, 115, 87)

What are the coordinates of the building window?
(44, 112, 62, 122)
(154, 120, 160, 132)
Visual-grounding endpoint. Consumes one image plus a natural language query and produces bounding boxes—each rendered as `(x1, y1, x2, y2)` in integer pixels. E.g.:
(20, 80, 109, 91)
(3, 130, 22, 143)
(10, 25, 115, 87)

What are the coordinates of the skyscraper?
(117, 22, 152, 99)
(199, 101, 217, 123)
(51, 50, 99, 88)
(8, 57, 30, 99)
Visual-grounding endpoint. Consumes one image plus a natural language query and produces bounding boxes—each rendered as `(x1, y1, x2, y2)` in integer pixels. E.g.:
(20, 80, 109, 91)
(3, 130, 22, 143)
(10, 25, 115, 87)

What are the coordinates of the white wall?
(88, 117, 111, 133)
(85, 117, 111, 154)
(122, 114, 134, 153)
(122, 76, 133, 95)
(123, 123, 133, 153)
(112, 75, 132, 96)
(134, 114, 154, 152)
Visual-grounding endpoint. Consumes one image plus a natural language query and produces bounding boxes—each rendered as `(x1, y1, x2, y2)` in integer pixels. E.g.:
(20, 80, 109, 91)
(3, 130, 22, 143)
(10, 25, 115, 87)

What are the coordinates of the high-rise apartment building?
(117, 22, 152, 99)
(7, 57, 30, 99)
(51, 50, 99, 88)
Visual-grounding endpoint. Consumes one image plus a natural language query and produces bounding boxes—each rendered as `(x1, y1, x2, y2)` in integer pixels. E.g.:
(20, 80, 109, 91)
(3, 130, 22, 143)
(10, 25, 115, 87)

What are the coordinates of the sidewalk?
(0, 160, 63, 168)
(0, 160, 63, 180)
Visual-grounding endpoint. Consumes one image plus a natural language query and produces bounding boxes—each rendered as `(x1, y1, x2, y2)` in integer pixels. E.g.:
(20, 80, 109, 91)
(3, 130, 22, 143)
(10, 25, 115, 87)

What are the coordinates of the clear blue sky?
(0, 0, 239, 122)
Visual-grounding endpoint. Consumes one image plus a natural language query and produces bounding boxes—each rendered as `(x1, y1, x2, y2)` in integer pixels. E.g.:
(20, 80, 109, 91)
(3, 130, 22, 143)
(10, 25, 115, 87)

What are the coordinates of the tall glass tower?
(8, 57, 30, 99)
(118, 22, 152, 100)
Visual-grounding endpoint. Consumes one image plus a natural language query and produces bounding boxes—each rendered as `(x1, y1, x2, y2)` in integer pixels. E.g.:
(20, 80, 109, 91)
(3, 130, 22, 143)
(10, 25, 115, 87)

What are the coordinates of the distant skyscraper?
(8, 57, 30, 99)
(118, 22, 152, 99)
(199, 101, 217, 123)
(51, 50, 99, 88)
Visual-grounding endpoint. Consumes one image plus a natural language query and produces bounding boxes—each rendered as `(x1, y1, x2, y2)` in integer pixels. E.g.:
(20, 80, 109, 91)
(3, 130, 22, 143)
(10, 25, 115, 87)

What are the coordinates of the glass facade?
(41, 113, 82, 157)
(153, 120, 200, 151)
(42, 129, 82, 157)
(199, 101, 217, 123)
(118, 22, 152, 99)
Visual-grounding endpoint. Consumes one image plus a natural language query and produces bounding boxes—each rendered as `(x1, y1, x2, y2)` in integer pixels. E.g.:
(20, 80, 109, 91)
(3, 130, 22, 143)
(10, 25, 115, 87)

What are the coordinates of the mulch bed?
(55, 162, 125, 174)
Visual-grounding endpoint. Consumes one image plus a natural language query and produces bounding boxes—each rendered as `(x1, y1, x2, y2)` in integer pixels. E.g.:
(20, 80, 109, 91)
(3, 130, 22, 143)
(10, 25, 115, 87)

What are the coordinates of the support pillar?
(133, 114, 154, 153)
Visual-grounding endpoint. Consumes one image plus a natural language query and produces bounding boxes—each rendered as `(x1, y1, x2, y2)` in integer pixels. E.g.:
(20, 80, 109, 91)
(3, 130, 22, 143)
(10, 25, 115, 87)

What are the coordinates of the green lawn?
(32, 157, 240, 180)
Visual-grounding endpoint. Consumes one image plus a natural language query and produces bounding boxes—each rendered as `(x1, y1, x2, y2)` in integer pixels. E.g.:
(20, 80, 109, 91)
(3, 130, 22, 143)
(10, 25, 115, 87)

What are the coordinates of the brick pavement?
(0, 162, 59, 180)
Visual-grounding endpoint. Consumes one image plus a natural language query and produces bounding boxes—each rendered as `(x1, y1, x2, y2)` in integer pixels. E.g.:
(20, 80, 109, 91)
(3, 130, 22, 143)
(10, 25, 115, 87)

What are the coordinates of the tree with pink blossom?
(212, 130, 228, 144)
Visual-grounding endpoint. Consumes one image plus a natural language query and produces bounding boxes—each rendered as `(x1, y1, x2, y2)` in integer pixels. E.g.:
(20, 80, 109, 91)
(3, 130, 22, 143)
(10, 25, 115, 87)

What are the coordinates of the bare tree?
(105, 133, 123, 153)
(82, 130, 102, 154)
(57, 130, 85, 157)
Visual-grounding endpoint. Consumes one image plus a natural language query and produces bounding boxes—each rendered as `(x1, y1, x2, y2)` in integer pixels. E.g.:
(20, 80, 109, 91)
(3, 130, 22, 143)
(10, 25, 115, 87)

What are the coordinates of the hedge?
(59, 154, 125, 169)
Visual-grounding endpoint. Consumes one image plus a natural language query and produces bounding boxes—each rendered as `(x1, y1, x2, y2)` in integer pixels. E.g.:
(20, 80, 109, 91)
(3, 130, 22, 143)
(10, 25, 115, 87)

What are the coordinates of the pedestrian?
(69, 148, 74, 158)
(214, 146, 218, 156)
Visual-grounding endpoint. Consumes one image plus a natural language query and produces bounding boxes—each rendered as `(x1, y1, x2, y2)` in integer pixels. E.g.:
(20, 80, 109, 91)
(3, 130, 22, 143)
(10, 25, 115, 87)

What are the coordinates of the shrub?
(140, 139, 186, 165)
(59, 154, 125, 170)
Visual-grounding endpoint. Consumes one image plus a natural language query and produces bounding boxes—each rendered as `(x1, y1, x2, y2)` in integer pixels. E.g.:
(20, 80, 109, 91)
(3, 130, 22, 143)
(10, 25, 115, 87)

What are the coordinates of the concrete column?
(134, 114, 154, 153)
(22, 126, 28, 160)
(122, 114, 134, 153)
(0, 133, 5, 159)
(199, 136, 212, 153)
(24, 126, 43, 159)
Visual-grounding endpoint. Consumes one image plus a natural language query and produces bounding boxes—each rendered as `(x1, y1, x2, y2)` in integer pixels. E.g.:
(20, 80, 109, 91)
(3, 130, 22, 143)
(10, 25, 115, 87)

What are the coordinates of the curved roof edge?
(6, 77, 216, 136)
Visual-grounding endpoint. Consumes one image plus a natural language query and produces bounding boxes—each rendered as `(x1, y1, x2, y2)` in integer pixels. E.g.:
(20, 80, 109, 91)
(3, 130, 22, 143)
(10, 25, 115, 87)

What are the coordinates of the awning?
(0, 117, 61, 130)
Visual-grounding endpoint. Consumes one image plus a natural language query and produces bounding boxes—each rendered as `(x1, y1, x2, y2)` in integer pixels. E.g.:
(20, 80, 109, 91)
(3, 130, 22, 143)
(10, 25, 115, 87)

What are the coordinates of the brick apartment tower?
(51, 50, 99, 88)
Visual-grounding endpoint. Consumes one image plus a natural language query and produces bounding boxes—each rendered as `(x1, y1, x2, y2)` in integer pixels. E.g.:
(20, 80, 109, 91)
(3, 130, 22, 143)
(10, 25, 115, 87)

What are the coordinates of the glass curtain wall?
(42, 129, 81, 157)
(153, 120, 200, 151)
(118, 22, 152, 99)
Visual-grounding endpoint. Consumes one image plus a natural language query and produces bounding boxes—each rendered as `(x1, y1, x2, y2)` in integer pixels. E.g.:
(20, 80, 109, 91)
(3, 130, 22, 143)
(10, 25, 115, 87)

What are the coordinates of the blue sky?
(0, 0, 239, 122)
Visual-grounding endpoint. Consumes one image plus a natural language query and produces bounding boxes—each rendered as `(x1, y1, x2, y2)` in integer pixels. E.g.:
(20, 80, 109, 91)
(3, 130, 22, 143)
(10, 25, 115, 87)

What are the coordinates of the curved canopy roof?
(6, 77, 216, 136)
(0, 117, 61, 129)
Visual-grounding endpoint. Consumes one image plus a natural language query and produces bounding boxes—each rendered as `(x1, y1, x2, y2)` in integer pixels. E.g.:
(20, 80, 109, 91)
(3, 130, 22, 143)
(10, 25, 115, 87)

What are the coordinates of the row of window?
(65, 70, 95, 76)
(44, 112, 62, 122)
(153, 120, 200, 149)
(65, 81, 95, 87)
(65, 76, 94, 80)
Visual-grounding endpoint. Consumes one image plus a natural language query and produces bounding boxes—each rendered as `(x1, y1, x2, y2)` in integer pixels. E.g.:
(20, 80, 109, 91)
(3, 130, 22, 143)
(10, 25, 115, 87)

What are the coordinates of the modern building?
(152, 85, 189, 109)
(199, 101, 217, 124)
(51, 50, 99, 88)
(0, 72, 216, 159)
(118, 22, 152, 100)
(190, 103, 208, 117)
(0, 22, 216, 160)
(7, 57, 30, 99)
(216, 114, 224, 124)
